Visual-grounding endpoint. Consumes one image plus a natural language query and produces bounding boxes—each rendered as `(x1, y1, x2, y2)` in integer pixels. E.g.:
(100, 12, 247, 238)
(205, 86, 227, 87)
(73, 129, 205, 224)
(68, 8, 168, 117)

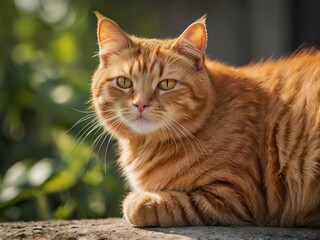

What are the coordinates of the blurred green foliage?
(0, 0, 135, 221)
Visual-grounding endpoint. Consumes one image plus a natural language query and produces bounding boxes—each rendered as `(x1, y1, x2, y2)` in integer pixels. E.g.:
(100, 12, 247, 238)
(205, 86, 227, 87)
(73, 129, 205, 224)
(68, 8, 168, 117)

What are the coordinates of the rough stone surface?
(0, 218, 319, 240)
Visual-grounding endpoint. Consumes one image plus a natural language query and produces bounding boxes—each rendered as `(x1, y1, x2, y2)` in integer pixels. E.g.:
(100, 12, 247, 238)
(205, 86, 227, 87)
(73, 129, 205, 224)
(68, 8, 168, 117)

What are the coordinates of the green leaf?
(43, 170, 76, 193)
(54, 198, 76, 219)
(82, 166, 103, 186)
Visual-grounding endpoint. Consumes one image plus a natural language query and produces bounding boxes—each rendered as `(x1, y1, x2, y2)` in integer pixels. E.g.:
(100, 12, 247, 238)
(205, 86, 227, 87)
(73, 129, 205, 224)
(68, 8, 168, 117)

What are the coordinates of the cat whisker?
(168, 120, 202, 164)
(92, 51, 100, 58)
(68, 108, 125, 173)
(85, 126, 106, 169)
(93, 131, 110, 170)
(166, 55, 184, 68)
(68, 106, 96, 114)
(161, 119, 180, 155)
(103, 134, 114, 173)
(98, 38, 115, 46)
(166, 116, 213, 161)
(97, 38, 124, 58)
(63, 113, 96, 136)
(90, 125, 106, 154)
(84, 116, 122, 172)
(164, 48, 179, 66)
(164, 117, 204, 165)
(104, 118, 127, 166)
(163, 120, 192, 168)
(95, 116, 127, 172)
(72, 120, 102, 155)
(74, 118, 99, 140)
(168, 109, 219, 147)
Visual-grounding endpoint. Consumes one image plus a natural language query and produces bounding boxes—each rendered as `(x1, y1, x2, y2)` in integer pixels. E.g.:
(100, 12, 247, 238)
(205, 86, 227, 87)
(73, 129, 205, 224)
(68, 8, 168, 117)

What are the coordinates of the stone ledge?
(0, 218, 319, 240)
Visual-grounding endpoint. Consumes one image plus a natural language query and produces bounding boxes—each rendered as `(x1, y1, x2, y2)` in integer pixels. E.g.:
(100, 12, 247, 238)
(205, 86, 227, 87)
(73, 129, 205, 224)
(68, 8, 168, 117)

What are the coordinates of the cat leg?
(123, 190, 254, 227)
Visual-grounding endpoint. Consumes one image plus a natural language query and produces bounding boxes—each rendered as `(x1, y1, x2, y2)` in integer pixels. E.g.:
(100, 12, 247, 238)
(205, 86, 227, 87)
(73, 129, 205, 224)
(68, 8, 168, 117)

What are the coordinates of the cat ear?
(174, 15, 207, 68)
(95, 12, 131, 62)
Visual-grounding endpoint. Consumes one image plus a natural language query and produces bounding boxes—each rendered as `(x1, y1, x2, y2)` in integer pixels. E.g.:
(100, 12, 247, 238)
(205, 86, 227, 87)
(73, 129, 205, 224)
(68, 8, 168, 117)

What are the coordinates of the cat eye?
(158, 79, 177, 91)
(116, 77, 133, 89)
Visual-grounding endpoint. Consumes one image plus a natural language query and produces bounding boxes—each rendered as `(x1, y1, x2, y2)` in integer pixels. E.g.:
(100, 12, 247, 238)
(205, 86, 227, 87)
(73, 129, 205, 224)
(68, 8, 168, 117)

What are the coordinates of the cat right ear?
(174, 16, 207, 68)
(95, 12, 131, 62)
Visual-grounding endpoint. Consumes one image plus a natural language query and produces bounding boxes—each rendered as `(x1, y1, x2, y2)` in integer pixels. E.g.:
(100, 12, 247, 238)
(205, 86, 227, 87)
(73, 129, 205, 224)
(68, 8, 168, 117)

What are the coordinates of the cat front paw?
(123, 191, 162, 227)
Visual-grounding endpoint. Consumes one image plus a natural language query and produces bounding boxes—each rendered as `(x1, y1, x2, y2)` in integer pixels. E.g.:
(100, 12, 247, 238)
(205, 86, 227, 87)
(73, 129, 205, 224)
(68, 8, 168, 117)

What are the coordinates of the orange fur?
(91, 13, 320, 227)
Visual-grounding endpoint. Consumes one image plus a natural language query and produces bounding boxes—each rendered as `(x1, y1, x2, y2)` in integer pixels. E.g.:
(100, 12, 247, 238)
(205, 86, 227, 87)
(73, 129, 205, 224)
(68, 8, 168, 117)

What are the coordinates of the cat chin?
(125, 117, 163, 134)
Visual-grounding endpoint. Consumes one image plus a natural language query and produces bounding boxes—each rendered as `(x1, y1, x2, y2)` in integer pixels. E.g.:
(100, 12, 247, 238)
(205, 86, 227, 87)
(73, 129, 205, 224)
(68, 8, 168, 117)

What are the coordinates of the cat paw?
(123, 191, 161, 227)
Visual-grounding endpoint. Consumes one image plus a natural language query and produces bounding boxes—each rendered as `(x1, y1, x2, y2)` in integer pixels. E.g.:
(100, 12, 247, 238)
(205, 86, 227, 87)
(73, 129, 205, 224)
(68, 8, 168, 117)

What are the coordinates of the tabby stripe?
(163, 201, 175, 224)
(270, 121, 287, 201)
(202, 192, 222, 225)
(207, 167, 259, 196)
(138, 57, 142, 73)
(154, 203, 160, 226)
(135, 48, 141, 56)
(272, 109, 289, 205)
(163, 157, 201, 189)
(168, 193, 191, 226)
(296, 130, 311, 186)
(256, 155, 269, 216)
(149, 59, 156, 73)
(149, 47, 160, 73)
(186, 193, 210, 225)
(133, 141, 176, 174)
(288, 112, 307, 162)
(281, 108, 307, 186)
(142, 58, 148, 73)
(279, 74, 305, 172)
(277, 110, 290, 162)
(282, 111, 291, 158)
(204, 192, 246, 221)
(203, 191, 250, 224)
(203, 180, 254, 221)
(270, 105, 287, 173)
(298, 140, 308, 186)
(140, 153, 183, 184)
(269, 103, 291, 157)
(314, 137, 320, 172)
(202, 191, 246, 224)
(238, 197, 255, 222)
(204, 179, 239, 193)
(159, 62, 164, 78)
(129, 62, 134, 76)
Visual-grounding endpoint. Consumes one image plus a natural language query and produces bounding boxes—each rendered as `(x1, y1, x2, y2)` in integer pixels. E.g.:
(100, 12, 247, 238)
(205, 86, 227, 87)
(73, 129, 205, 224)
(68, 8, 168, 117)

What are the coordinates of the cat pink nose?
(133, 101, 150, 113)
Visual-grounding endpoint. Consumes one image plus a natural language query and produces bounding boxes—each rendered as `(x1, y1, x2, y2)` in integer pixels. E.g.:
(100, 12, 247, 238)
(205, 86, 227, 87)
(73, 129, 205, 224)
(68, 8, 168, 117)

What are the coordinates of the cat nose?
(133, 101, 150, 113)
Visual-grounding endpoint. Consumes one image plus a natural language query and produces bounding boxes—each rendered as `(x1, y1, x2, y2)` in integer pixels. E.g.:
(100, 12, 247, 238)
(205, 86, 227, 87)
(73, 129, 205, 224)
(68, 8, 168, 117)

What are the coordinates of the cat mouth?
(132, 115, 153, 126)
(135, 115, 149, 122)
(126, 115, 162, 134)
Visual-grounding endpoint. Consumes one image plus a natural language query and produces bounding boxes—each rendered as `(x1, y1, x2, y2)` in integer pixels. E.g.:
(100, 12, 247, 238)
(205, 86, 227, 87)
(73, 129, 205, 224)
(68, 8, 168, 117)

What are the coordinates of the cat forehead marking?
(128, 51, 164, 82)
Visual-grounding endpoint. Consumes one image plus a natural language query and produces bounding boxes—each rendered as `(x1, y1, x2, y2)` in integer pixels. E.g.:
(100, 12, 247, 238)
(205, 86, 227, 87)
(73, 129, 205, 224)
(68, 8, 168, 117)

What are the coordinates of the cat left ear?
(174, 15, 207, 68)
(95, 12, 131, 63)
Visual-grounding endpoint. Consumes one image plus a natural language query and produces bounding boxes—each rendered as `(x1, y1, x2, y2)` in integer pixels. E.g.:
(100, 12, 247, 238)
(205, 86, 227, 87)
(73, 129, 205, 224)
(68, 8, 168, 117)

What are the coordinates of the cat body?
(92, 12, 320, 227)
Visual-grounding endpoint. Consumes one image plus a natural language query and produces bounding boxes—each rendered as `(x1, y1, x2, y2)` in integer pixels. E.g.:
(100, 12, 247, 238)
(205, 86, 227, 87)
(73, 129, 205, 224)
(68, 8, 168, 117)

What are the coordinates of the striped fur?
(92, 13, 320, 227)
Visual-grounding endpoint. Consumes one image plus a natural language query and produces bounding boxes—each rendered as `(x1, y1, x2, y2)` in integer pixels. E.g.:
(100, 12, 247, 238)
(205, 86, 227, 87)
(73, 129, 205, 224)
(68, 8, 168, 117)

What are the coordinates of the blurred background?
(0, 0, 319, 221)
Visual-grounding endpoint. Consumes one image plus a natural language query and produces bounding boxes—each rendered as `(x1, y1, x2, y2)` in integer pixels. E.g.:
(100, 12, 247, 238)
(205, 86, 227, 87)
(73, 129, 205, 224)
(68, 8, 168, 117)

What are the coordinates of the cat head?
(92, 12, 213, 140)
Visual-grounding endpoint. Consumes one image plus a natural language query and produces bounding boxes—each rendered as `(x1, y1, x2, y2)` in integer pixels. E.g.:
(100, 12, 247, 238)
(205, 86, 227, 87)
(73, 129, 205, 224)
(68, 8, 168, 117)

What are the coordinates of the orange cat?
(91, 12, 320, 227)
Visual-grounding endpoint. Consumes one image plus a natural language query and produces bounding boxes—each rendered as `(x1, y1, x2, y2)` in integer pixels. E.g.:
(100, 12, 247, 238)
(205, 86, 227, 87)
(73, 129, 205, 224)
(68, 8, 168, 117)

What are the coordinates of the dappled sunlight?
(0, 1, 125, 221)
(50, 85, 74, 104)
(14, 0, 69, 24)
